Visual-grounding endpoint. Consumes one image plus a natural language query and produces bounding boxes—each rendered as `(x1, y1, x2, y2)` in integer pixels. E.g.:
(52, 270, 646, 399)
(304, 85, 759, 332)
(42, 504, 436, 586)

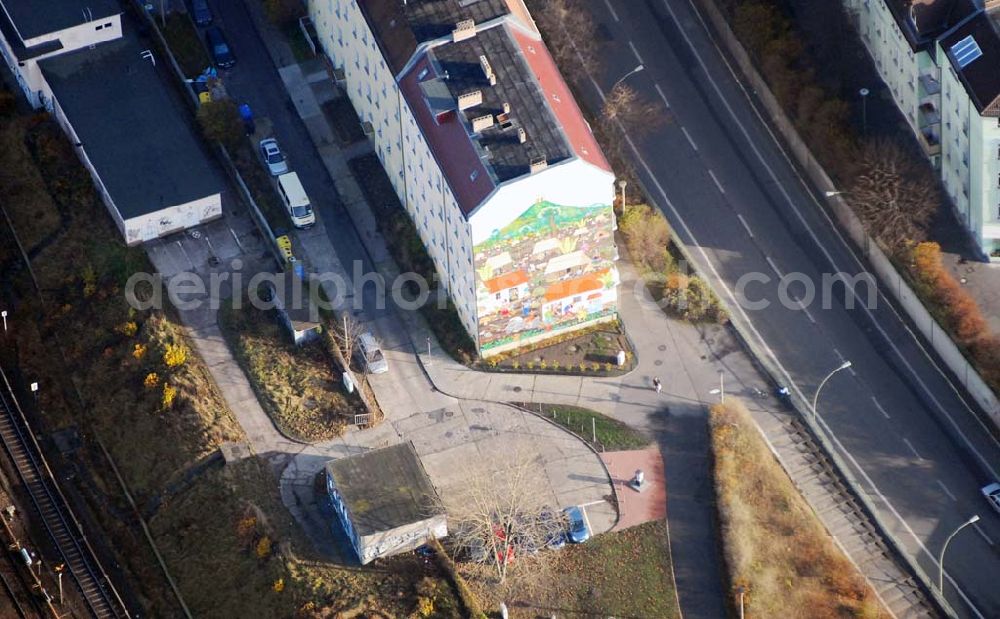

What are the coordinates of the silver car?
(259, 138, 289, 176)
(357, 332, 388, 374)
(983, 482, 1000, 515)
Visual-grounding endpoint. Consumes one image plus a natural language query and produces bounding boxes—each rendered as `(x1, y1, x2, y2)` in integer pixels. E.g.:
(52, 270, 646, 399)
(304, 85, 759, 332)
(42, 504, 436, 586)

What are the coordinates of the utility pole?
(54, 564, 64, 605)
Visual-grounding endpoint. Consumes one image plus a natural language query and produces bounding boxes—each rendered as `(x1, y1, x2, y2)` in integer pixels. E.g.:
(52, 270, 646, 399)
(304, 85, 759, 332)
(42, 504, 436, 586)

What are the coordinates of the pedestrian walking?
(653, 377, 662, 394)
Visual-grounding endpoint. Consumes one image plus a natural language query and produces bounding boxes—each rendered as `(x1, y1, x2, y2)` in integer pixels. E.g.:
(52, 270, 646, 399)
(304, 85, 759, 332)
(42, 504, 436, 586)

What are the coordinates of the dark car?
(205, 26, 235, 69)
(191, 0, 212, 26)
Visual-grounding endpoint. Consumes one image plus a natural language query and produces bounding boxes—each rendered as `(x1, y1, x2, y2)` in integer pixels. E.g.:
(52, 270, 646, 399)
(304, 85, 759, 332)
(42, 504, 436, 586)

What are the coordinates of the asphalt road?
(198, 0, 388, 321)
(587, 0, 1000, 616)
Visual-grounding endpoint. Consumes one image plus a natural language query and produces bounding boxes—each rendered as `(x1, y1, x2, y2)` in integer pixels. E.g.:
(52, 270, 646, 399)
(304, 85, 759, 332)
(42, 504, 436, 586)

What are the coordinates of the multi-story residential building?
(309, 0, 618, 357)
(0, 0, 223, 245)
(847, 0, 1000, 258)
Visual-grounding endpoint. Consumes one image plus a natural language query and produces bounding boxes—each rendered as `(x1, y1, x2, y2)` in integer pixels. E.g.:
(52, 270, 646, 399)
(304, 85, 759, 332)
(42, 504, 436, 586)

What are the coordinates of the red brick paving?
(601, 448, 667, 530)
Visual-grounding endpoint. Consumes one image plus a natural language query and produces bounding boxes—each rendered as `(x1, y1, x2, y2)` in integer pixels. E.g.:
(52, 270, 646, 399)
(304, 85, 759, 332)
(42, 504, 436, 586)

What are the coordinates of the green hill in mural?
(481, 201, 608, 246)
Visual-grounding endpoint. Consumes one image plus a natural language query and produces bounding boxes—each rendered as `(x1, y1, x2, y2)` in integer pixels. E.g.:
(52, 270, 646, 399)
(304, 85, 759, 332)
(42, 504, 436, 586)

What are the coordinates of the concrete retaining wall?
(696, 0, 1000, 430)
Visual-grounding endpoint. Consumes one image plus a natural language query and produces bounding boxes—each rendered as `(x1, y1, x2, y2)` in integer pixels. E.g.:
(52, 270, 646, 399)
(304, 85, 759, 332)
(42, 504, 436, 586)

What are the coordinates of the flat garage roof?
(39, 20, 222, 221)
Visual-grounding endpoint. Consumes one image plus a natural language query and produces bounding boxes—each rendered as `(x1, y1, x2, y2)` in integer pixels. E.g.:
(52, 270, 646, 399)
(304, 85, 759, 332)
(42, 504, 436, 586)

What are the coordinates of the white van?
(276, 172, 315, 228)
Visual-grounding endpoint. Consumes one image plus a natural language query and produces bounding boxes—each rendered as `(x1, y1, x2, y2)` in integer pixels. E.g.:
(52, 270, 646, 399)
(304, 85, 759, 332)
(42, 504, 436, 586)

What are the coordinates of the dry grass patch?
(219, 297, 362, 441)
(0, 117, 63, 251)
(461, 520, 678, 618)
(710, 400, 883, 618)
(151, 457, 461, 618)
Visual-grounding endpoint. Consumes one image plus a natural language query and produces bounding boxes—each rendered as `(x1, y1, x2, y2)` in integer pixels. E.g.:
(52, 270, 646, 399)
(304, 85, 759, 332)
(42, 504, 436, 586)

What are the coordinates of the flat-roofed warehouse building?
(0, 1, 223, 245)
(324, 442, 447, 564)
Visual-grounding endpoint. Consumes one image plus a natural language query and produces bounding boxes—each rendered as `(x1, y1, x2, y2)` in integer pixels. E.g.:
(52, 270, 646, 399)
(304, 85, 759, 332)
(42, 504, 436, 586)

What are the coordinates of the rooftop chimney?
(529, 157, 548, 174)
(458, 90, 483, 110)
(517, 127, 527, 143)
(453, 19, 476, 42)
(472, 114, 495, 133)
(479, 54, 496, 86)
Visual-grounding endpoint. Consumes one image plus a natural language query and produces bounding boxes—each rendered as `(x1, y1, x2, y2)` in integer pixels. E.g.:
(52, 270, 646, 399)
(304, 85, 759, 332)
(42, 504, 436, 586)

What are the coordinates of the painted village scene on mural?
(474, 199, 619, 354)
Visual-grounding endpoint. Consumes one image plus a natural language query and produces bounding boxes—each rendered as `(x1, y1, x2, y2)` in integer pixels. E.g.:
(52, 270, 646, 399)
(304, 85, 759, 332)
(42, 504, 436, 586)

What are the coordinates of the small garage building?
(325, 442, 447, 565)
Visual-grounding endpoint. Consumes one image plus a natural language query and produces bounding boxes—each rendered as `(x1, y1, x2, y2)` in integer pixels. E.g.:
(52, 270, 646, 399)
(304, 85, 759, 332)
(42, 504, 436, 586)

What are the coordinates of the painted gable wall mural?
(472, 196, 618, 355)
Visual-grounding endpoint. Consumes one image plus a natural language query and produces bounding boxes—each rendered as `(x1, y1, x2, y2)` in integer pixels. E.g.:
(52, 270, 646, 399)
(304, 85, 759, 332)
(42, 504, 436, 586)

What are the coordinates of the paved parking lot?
(280, 400, 617, 559)
(146, 193, 272, 282)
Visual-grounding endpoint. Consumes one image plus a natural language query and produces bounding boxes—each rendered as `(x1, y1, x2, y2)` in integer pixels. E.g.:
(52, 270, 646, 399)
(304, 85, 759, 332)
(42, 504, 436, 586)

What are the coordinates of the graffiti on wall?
(474, 199, 618, 353)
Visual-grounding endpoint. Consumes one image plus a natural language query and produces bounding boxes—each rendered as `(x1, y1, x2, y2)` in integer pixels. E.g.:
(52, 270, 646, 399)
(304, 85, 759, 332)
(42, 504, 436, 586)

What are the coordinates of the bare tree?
(602, 83, 668, 134)
(447, 449, 564, 584)
(330, 313, 365, 368)
(529, 0, 601, 81)
(847, 140, 938, 253)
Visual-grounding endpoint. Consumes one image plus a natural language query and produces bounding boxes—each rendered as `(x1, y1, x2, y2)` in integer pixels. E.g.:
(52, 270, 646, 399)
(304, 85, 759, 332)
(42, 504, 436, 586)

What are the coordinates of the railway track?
(0, 366, 129, 619)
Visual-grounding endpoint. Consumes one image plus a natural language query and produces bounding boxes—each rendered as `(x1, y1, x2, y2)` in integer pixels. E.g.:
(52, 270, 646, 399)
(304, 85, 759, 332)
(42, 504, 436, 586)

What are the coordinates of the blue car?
(564, 506, 591, 543)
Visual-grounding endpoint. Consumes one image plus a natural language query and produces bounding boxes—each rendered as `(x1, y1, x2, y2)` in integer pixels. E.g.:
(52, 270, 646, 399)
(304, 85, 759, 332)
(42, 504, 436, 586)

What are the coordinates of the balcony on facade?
(918, 127, 942, 156)
(919, 71, 941, 98)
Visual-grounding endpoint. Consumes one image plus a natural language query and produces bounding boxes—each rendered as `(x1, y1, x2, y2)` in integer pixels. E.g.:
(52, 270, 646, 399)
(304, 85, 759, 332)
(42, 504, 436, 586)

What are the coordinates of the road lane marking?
(603, 0, 620, 21)
(972, 522, 995, 547)
(628, 40, 644, 64)
(654, 83, 671, 108)
(657, 0, 1000, 481)
(737, 213, 753, 238)
(681, 126, 698, 151)
(871, 397, 891, 419)
(765, 256, 783, 278)
(902, 438, 922, 460)
(797, 299, 816, 323)
(708, 169, 725, 194)
(935, 480, 957, 502)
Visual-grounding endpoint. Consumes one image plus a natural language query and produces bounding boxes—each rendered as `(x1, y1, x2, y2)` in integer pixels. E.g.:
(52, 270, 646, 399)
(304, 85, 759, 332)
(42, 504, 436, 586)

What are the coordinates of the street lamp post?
(612, 64, 644, 91)
(811, 360, 852, 422)
(736, 585, 746, 619)
(938, 515, 980, 593)
(618, 179, 628, 208)
(859, 88, 870, 135)
(824, 190, 846, 198)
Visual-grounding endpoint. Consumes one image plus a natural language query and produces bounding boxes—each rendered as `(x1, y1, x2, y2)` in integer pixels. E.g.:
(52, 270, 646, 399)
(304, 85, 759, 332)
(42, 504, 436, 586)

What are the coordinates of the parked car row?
(188, 1, 236, 69)
(455, 505, 590, 565)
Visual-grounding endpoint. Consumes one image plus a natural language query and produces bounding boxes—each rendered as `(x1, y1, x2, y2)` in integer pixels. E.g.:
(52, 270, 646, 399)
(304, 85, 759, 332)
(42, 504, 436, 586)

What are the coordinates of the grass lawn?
(462, 521, 678, 618)
(527, 403, 650, 451)
(0, 120, 62, 252)
(218, 297, 363, 441)
(161, 13, 210, 78)
(283, 21, 316, 63)
(151, 457, 461, 617)
(711, 400, 883, 618)
(324, 96, 366, 145)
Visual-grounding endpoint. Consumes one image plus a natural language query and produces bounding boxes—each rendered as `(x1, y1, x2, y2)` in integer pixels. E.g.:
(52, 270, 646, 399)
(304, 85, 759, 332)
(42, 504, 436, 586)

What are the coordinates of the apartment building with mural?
(846, 0, 1000, 258)
(309, 0, 618, 356)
